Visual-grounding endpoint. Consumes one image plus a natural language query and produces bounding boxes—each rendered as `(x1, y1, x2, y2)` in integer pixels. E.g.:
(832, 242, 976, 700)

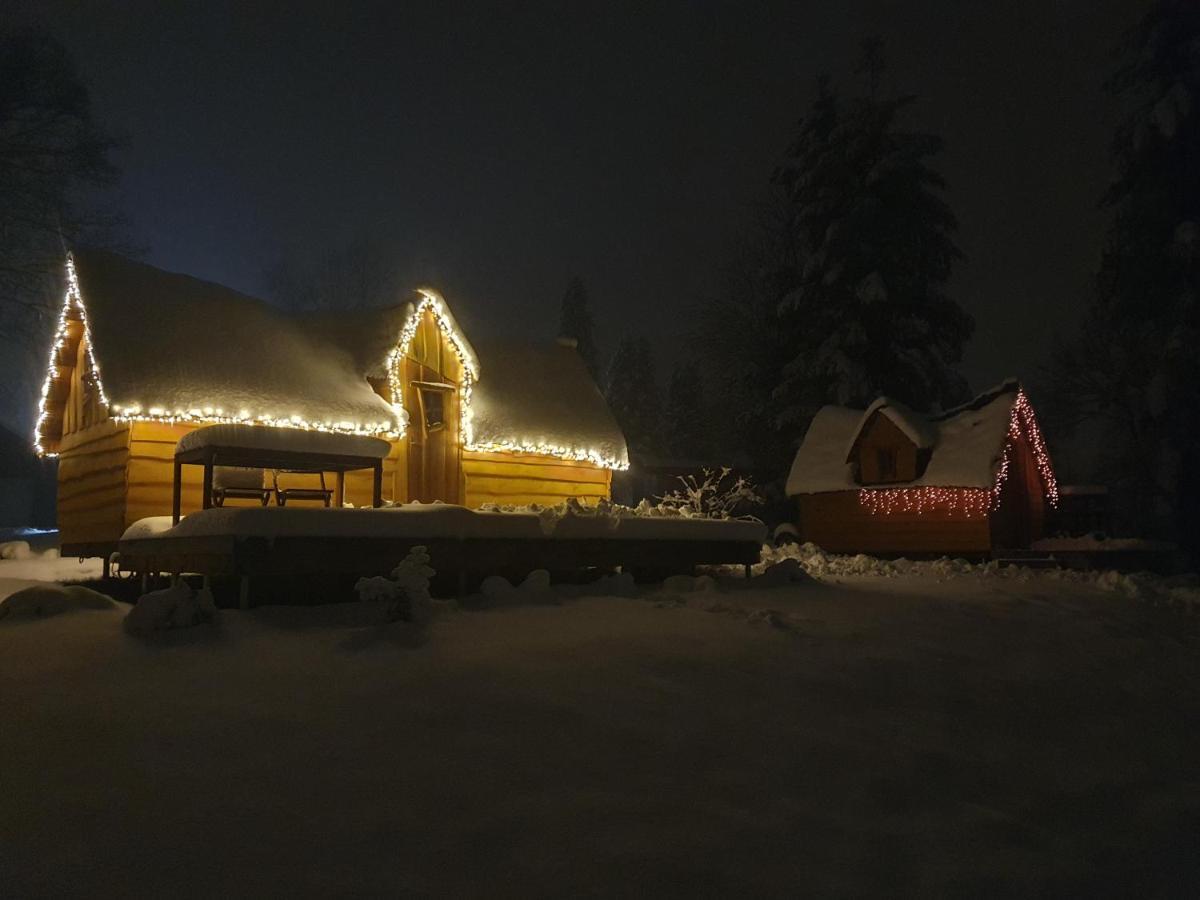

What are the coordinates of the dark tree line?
(694, 40, 974, 475)
(1051, 0, 1200, 554)
(0, 27, 122, 428)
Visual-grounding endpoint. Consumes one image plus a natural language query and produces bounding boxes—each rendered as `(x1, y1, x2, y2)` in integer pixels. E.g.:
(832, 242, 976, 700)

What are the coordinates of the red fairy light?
(858, 389, 1058, 517)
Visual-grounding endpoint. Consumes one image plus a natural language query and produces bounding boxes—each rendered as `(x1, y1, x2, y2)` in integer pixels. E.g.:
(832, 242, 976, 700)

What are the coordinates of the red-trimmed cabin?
(784, 380, 1058, 558)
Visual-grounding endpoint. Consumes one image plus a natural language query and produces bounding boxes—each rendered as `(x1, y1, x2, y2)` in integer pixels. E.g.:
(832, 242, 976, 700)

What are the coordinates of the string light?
(857, 388, 1058, 517)
(36, 269, 628, 471)
(34, 255, 111, 457)
(386, 289, 629, 470)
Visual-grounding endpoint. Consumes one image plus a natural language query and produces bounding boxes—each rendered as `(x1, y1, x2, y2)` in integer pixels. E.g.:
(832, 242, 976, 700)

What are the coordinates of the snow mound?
(0, 584, 116, 620)
(124, 583, 217, 634)
(479, 569, 557, 605)
(757, 543, 1200, 613)
(1, 540, 32, 560)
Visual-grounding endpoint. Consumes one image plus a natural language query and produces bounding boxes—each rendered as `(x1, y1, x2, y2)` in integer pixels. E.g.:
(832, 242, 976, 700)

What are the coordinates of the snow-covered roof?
(467, 339, 629, 469)
(787, 380, 1023, 495)
(50, 252, 626, 467)
(72, 251, 401, 433)
(844, 396, 937, 461)
(302, 290, 479, 381)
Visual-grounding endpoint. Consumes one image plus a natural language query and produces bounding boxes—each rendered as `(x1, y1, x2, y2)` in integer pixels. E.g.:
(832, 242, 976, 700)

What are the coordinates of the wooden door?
(406, 379, 460, 504)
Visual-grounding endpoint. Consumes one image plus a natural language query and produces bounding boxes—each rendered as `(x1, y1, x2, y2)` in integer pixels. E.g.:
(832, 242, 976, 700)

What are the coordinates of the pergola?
(172, 424, 392, 524)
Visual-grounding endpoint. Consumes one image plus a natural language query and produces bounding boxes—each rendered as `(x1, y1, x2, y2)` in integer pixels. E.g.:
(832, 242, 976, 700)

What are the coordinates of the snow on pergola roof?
(786, 380, 1025, 496)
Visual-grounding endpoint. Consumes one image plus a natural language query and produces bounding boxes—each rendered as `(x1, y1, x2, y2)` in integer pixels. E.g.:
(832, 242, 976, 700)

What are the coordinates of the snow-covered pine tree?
(558, 276, 600, 382)
(604, 336, 662, 457)
(663, 360, 710, 459)
(1052, 0, 1200, 551)
(771, 43, 973, 428)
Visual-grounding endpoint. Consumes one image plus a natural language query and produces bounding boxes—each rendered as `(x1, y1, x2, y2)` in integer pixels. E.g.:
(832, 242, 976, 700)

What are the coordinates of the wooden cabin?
(785, 380, 1058, 557)
(35, 251, 627, 557)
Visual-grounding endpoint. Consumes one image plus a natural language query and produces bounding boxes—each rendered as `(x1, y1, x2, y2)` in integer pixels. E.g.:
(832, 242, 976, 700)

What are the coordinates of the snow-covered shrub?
(0, 540, 32, 560)
(0, 584, 115, 620)
(124, 582, 217, 635)
(655, 467, 764, 519)
(355, 545, 435, 623)
(750, 558, 812, 587)
(478, 569, 556, 606)
(662, 574, 719, 594)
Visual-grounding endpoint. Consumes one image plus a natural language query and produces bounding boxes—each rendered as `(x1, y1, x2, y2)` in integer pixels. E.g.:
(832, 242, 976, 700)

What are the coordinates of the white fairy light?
(37, 269, 627, 470)
(386, 289, 629, 471)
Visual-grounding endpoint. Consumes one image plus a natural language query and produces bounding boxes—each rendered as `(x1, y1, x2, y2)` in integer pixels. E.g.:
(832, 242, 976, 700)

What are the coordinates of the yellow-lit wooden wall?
(55, 323, 129, 553)
(57, 419, 130, 552)
(462, 450, 611, 508)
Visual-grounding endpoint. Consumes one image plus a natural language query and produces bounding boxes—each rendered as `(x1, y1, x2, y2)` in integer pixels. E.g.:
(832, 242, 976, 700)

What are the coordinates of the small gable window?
(419, 387, 446, 432)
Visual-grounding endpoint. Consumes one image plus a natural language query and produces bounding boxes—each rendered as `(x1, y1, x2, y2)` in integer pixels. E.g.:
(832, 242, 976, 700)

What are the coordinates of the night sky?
(12, 0, 1145, 395)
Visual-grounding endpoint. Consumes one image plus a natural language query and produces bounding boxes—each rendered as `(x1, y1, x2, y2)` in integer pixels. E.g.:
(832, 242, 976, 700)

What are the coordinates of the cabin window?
(419, 388, 445, 432)
(876, 447, 897, 481)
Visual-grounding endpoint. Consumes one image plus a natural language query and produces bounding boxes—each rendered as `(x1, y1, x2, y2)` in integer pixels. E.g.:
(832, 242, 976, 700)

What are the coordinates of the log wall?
(797, 491, 993, 556)
(56, 419, 130, 551)
(462, 450, 611, 508)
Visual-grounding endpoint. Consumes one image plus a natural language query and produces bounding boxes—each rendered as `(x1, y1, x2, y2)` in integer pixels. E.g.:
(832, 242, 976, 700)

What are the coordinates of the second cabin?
(785, 380, 1059, 557)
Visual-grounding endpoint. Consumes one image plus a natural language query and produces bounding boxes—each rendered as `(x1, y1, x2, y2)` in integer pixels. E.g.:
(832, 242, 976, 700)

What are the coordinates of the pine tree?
(558, 276, 600, 382)
(663, 360, 710, 459)
(604, 336, 661, 457)
(1052, 0, 1200, 549)
(771, 43, 973, 427)
(0, 28, 121, 429)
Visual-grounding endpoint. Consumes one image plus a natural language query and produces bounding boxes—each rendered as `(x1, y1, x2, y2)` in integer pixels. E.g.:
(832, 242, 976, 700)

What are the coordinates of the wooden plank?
(58, 420, 129, 455)
(461, 449, 608, 470)
(58, 454, 127, 478)
(58, 475, 126, 505)
(461, 458, 610, 484)
(463, 476, 609, 499)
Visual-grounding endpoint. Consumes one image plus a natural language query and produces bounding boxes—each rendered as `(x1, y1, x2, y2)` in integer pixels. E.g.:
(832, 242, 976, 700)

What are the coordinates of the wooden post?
(372, 460, 383, 508)
(335, 470, 345, 508)
(172, 458, 183, 524)
(202, 450, 214, 510)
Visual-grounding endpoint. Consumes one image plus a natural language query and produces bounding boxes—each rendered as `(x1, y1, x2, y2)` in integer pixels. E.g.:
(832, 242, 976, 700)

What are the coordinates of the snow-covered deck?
(118, 506, 767, 600)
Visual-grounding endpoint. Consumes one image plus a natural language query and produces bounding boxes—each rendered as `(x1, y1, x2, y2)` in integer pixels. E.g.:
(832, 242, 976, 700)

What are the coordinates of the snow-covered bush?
(124, 582, 217, 634)
(655, 467, 763, 519)
(478, 569, 555, 605)
(356, 545, 435, 623)
(0, 584, 115, 620)
(0, 540, 32, 560)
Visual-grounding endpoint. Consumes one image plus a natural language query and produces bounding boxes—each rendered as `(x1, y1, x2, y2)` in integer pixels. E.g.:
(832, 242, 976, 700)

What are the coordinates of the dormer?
(844, 398, 935, 485)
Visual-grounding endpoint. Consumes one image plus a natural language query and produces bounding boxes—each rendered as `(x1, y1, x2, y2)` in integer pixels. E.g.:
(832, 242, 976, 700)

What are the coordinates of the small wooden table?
(172, 426, 391, 524)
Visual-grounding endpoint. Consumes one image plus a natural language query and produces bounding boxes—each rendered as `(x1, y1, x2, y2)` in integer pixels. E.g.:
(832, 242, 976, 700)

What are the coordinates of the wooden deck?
(117, 522, 764, 604)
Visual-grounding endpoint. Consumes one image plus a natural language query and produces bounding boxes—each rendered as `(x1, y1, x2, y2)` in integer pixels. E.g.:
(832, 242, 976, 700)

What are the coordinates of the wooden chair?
(272, 469, 334, 507)
(212, 466, 271, 507)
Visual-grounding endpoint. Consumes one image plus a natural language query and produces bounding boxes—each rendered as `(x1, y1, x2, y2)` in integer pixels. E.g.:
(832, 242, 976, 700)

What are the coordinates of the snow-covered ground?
(2, 548, 1199, 895)
(0, 543, 104, 605)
